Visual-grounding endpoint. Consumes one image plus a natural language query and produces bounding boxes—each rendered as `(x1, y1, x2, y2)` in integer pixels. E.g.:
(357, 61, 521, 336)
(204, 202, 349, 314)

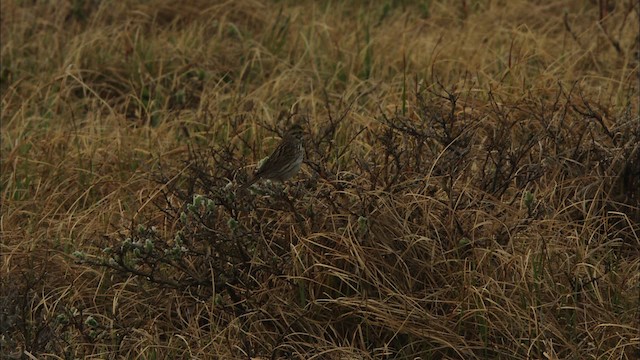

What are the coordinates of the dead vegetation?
(1, 0, 639, 359)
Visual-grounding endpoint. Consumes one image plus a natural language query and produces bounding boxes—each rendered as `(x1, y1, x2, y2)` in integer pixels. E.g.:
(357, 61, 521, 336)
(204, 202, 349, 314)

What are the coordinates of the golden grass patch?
(2, 0, 638, 358)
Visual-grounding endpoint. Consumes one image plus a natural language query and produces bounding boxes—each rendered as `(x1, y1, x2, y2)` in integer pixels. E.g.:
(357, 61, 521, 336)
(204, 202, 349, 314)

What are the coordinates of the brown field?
(1, 0, 639, 359)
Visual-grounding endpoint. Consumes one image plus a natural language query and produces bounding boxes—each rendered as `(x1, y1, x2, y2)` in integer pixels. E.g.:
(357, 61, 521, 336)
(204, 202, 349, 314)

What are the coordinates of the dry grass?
(2, 0, 639, 359)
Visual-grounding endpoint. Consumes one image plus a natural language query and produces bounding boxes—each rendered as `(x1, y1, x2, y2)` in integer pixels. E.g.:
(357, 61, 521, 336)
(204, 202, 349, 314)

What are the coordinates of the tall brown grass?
(2, 0, 638, 359)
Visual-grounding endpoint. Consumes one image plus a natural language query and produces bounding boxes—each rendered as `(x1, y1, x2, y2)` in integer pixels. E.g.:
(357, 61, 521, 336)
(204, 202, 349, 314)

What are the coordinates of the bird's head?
(285, 121, 305, 141)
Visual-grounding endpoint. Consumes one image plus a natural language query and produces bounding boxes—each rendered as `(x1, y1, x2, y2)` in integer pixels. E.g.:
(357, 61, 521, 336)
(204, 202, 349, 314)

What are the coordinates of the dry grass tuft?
(2, 0, 639, 359)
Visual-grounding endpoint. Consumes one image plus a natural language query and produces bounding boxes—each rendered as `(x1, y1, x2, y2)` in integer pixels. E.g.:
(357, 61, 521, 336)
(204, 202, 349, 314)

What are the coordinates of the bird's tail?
(239, 177, 258, 191)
